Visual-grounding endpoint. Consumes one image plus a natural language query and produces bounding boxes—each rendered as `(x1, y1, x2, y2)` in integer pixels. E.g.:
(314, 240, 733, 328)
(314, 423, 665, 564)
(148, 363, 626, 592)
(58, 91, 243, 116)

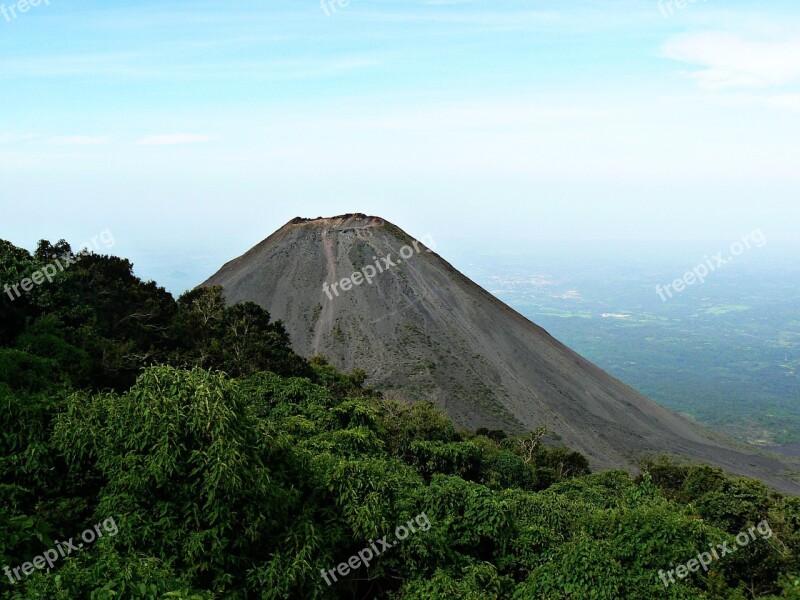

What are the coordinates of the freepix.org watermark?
(1, 0, 49, 24)
(3, 229, 115, 302)
(658, 520, 773, 588)
(655, 229, 766, 302)
(320, 0, 355, 17)
(322, 235, 435, 301)
(4, 516, 118, 584)
(658, 0, 708, 18)
(321, 512, 431, 586)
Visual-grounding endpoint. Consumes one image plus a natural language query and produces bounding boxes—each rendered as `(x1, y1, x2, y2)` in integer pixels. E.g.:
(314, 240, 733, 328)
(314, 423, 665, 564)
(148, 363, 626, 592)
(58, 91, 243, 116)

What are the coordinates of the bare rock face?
(202, 214, 800, 493)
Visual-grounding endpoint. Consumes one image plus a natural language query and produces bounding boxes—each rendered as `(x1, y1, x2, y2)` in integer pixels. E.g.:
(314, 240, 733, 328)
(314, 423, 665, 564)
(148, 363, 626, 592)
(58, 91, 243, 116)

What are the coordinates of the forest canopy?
(1, 238, 800, 599)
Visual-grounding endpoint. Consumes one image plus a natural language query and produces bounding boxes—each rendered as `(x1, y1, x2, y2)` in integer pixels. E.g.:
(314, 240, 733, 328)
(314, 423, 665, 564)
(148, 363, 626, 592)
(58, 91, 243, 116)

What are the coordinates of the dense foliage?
(2, 238, 800, 599)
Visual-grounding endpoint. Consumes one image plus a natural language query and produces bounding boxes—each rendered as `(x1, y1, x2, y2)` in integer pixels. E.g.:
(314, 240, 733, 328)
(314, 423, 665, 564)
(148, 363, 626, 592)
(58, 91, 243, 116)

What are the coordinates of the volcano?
(202, 214, 799, 493)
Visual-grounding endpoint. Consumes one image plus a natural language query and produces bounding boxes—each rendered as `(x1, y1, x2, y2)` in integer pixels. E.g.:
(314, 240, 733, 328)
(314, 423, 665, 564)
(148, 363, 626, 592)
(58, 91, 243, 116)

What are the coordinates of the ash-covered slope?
(202, 214, 799, 493)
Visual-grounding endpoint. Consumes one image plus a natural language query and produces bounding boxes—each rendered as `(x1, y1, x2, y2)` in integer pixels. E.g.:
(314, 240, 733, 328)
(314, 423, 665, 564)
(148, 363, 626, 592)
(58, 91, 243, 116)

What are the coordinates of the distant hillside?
(202, 214, 800, 493)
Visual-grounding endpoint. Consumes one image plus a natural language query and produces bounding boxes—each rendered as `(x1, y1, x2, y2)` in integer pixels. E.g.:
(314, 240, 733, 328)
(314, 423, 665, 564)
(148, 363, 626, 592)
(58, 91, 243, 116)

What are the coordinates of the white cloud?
(45, 136, 110, 146)
(662, 33, 800, 89)
(135, 134, 218, 146)
(330, 58, 381, 70)
(763, 93, 800, 110)
(288, 101, 594, 131)
(0, 133, 40, 143)
(693, 91, 800, 111)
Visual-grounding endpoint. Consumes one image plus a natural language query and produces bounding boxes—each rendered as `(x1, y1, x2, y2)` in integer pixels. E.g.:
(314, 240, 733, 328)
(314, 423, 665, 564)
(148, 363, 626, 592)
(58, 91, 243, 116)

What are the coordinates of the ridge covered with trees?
(2, 238, 800, 599)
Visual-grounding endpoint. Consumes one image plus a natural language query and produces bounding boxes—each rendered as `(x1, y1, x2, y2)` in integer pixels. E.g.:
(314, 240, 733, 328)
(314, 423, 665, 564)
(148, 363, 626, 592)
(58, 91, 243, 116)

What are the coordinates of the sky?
(1, 0, 799, 291)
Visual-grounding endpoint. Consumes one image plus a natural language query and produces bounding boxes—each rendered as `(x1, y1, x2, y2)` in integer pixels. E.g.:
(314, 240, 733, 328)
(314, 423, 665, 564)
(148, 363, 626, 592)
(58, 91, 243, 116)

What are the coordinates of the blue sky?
(1, 0, 799, 290)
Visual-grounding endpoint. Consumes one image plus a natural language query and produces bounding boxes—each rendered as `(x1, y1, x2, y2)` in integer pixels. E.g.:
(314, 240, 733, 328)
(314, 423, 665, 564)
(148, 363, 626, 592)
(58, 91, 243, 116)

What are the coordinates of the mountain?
(202, 214, 799, 493)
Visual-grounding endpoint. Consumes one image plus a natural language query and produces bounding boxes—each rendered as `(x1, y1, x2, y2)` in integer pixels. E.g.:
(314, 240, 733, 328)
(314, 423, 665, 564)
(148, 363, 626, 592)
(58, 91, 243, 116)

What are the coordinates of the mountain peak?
(287, 214, 386, 228)
(202, 217, 800, 493)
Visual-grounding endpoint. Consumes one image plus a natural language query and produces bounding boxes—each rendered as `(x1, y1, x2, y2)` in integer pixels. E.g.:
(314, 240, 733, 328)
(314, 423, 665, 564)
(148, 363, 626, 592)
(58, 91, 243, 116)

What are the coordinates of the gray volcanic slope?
(203, 214, 800, 493)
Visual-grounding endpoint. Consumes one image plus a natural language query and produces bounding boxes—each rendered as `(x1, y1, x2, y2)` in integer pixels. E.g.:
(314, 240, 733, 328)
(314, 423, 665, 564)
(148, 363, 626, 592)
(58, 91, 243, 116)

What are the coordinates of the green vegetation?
(2, 238, 800, 598)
